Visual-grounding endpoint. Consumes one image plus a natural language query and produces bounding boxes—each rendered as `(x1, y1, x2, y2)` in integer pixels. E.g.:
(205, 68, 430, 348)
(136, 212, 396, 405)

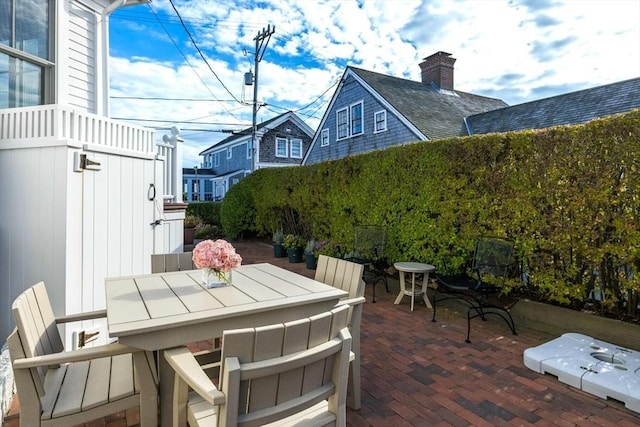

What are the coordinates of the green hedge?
(186, 201, 222, 226)
(220, 109, 640, 318)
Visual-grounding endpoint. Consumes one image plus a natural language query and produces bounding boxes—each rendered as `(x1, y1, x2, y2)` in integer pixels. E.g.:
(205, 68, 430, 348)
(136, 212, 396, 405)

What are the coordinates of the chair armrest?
(164, 347, 226, 405)
(56, 309, 107, 323)
(337, 296, 366, 307)
(12, 342, 138, 369)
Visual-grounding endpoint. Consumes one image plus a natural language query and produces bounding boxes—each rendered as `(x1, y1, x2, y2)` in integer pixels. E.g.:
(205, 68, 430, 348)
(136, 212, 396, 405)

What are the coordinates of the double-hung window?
(320, 129, 329, 147)
(290, 139, 302, 158)
(336, 102, 365, 140)
(350, 101, 363, 135)
(275, 137, 288, 157)
(374, 110, 387, 133)
(336, 108, 348, 140)
(227, 147, 232, 159)
(0, 0, 53, 108)
(214, 153, 220, 167)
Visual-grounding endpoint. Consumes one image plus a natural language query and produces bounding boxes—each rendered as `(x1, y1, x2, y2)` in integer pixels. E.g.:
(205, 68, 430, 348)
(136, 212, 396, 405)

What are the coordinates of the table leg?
(422, 271, 433, 309)
(394, 271, 406, 304)
(410, 272, 416, 311)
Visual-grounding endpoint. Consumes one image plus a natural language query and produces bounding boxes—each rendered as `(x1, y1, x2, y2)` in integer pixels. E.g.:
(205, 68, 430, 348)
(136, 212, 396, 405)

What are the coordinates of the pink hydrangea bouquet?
(192, 239, 242, 287)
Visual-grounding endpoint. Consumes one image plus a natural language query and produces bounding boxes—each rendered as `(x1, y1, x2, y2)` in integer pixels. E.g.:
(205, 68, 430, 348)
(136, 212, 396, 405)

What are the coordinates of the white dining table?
(105, 262, 348, 427)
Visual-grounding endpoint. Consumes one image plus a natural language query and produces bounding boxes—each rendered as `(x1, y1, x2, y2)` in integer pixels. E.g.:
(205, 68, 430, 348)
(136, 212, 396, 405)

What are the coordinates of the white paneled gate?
(78, 148, 162, 319)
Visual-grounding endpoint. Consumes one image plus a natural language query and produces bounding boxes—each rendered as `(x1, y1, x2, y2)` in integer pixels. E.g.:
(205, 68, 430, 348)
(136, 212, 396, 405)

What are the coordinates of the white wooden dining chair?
(151, 251, 195, 273)
(163, 304, 352, 427)
(315, 255, 366, 410)
(7, 282, 158, 427)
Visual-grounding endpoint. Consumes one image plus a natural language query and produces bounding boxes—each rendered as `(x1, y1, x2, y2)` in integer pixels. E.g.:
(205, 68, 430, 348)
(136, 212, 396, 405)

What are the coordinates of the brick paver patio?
(4, 239, 639, 426)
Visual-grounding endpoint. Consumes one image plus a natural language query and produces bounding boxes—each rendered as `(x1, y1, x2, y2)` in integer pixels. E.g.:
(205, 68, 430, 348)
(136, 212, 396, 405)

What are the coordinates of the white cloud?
(109, 0, 640, 167)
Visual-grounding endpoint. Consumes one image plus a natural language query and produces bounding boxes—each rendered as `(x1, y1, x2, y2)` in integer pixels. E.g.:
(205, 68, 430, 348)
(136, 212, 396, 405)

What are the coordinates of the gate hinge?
(74, 152, 102, 172)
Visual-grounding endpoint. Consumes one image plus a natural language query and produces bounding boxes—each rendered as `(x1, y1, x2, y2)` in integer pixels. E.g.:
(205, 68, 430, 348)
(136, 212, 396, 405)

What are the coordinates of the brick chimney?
(419, 51, 456, 91)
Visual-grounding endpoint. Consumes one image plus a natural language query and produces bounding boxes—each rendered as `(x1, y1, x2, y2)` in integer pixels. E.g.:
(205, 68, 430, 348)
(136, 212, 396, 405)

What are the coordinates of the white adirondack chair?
(314, 255, 366, 410)
(163, 304, 352, 427)
(7, 282, 158, 427)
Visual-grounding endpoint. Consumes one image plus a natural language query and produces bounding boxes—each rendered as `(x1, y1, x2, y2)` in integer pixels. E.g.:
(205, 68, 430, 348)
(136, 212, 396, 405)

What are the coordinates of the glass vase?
(202, 268, 232, 288)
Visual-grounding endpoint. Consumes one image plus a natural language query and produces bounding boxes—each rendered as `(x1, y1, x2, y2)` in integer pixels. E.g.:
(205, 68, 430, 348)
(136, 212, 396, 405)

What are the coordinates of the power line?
(112, 117, 249, 127)
(146, 3, 244, 122)
(111, 96, 238, 102)
(168, 0, 242, 104)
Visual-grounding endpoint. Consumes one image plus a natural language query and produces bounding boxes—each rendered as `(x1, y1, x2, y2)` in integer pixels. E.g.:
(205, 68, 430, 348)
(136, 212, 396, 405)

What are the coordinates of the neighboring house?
(466, 77, 640, 134)
(183, 166, 216, 202)
(0, 0, 184, 356)
(189, 111, 313, 200)
(303, 51, 508, 164)
(303, 51, 640, 165)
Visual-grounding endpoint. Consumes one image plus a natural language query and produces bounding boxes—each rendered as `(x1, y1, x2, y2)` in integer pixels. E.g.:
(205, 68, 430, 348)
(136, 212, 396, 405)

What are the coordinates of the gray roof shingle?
(467, 77, 640, 134)
(350, 67, 508, 139)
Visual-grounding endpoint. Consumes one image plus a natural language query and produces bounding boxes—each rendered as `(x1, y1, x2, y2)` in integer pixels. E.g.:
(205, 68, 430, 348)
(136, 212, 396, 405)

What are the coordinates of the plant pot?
(184, 227, 196, 245)
(305, 253, 317, 270)
(273, 243, 286, 258)
(287, 248, 304, 263)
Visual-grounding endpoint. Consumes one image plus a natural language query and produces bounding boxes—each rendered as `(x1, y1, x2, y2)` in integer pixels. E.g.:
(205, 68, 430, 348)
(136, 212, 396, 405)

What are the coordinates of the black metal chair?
(346, 225, 389, 302)
(431, 237, 517, 343)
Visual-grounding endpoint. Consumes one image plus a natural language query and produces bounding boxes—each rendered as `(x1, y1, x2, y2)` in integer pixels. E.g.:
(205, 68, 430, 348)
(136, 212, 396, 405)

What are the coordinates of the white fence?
(0, 105, 182, 203)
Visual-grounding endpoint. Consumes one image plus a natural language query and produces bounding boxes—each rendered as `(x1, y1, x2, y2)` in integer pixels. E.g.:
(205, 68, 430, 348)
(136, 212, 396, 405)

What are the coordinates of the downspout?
(98, 0, 129, 115)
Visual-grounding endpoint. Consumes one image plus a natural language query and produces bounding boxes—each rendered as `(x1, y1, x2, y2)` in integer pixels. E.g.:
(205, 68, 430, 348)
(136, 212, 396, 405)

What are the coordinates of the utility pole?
(251, 24, 275, 172)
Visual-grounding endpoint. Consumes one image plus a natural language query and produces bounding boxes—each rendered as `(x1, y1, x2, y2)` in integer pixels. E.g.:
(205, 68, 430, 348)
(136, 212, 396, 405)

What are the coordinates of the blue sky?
(108, 0, 640, 167)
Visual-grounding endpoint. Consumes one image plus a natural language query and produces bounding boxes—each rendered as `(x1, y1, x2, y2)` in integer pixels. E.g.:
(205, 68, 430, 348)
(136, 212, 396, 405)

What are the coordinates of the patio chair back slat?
(151, 252, 195, 273)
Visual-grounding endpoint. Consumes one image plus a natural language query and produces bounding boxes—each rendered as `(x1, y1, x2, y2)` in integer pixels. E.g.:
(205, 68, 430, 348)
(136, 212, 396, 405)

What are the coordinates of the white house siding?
(68, 2, 97, 113)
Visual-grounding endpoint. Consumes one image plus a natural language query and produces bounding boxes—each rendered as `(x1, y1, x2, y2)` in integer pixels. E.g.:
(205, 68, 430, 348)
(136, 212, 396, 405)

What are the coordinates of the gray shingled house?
(302, 51, 640, 165)
(185, 111, 313, 201)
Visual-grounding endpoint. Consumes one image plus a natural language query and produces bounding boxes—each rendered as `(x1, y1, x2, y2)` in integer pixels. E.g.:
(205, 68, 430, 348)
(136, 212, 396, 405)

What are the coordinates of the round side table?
(393, 262, 435, 311)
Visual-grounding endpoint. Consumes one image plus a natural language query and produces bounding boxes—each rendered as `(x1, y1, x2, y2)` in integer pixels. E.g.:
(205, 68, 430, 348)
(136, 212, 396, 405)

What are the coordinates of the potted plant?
(183, 215, 201, 245)
(304, 239, 318, 269)
(283, 234, 305, 263)
(272, 229, 286, 258)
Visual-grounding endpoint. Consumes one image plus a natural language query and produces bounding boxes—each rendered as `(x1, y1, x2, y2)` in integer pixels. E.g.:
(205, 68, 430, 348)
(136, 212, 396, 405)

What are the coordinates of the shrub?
(195, 224, 223, 240)
(187, 202, 222, 226)
(184, 215, 201, 229)
(220, 178, 256, 239)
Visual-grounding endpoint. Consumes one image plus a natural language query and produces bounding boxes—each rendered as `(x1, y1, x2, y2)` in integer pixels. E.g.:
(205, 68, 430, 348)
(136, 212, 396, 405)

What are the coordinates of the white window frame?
(246, 141, 252, 159)
(0, 0, 55, 108)
(214, 153, 220, 167)
(320, 128, 329, 147)
(374, 110, 387, 133)
(336, 108, 348, 140)
(227, 147, 232, 159)
(290, 138, 302, 159)
(275, 137, 288, 157)
(350, 101, 364, 136)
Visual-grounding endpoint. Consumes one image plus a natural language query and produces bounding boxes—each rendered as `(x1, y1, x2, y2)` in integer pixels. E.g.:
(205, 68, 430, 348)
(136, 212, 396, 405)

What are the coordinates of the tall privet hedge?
(222, 110, 640, 317)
